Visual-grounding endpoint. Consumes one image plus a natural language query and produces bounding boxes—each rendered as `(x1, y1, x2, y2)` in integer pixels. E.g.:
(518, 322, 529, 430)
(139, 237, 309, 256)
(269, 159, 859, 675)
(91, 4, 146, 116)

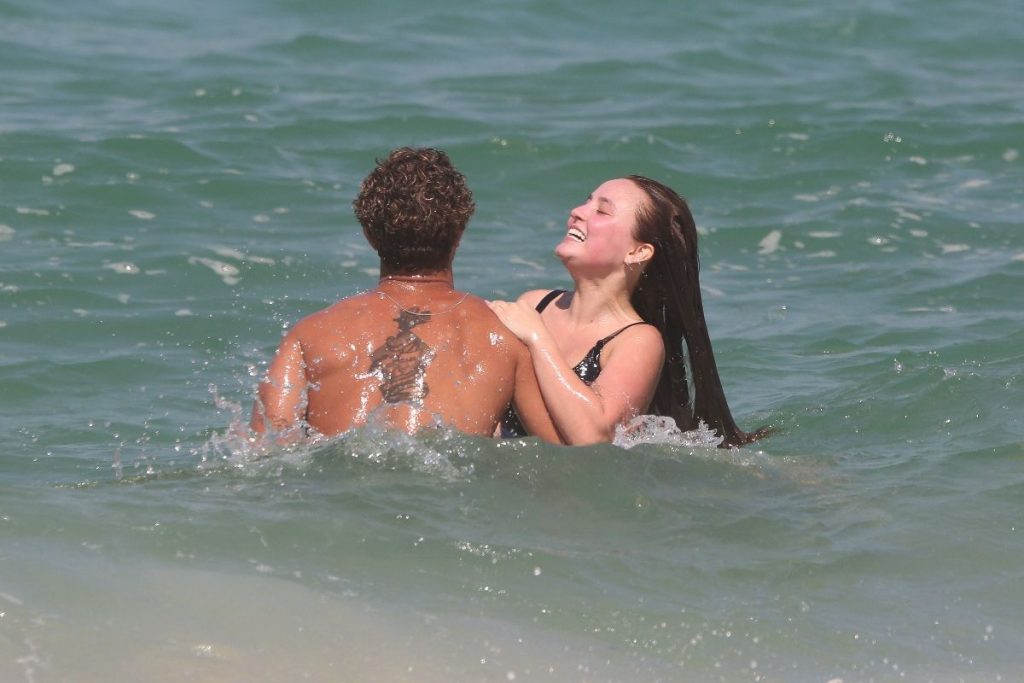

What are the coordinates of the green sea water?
(2, 0, 1023, 681)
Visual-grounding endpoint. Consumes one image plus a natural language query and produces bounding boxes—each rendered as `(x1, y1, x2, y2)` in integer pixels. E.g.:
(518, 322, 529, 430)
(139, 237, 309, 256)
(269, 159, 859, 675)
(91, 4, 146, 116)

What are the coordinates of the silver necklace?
(377, 289, 470, 317)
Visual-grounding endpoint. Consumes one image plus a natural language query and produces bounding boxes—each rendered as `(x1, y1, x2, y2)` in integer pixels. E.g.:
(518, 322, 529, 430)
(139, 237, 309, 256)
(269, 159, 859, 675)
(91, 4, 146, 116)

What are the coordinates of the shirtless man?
(250, 147, 560, 442)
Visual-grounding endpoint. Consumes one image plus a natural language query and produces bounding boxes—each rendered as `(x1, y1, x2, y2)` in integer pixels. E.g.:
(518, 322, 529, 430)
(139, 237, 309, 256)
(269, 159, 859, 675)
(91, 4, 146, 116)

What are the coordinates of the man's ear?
(625, 242, 654, 265)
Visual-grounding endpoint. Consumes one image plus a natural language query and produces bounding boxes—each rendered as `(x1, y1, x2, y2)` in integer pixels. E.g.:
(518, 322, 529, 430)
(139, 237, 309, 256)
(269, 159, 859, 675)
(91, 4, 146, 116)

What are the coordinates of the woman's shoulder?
(516, 288, 566, 308)
(600, 321, 665, 372)
(609, 320, 663, 345)
(601, 321, 664, 362)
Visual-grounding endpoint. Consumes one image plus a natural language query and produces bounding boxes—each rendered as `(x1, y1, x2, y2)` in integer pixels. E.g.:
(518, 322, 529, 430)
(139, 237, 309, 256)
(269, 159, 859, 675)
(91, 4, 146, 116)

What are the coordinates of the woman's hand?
(486, 299, 546, 345)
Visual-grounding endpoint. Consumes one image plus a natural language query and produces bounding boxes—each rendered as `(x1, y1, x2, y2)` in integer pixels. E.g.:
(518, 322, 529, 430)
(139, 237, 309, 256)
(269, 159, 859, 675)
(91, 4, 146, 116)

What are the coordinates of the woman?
(488, 175, 768, 447)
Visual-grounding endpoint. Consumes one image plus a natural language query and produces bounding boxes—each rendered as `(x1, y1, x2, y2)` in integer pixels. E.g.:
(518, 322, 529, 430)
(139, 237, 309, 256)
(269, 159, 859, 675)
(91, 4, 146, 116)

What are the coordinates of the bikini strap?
(534, 289, 565, 313)
(593, 321, 654, 350)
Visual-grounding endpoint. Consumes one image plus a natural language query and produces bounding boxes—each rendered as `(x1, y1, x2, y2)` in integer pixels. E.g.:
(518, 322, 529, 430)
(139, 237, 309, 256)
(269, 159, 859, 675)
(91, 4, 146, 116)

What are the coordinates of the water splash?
(199, 384, 473, 482)
(613, 415, 724, 450)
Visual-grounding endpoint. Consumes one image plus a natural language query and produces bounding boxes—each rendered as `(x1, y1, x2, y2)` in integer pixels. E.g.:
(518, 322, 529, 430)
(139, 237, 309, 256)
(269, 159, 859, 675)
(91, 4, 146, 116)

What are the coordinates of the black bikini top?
(499, 290, 653, 438)
(533, 289, 652, 385)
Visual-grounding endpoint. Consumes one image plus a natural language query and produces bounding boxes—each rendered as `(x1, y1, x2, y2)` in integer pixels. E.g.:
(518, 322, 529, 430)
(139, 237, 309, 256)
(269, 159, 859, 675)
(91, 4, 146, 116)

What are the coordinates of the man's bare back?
(252, 280, 557, 440)
(249, 147, 559, 443)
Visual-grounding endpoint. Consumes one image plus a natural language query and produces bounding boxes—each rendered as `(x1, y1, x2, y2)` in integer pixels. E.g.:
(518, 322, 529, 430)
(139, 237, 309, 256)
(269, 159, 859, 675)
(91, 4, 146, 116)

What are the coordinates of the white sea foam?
(893, 207, 922, 222)
(105, 262, 140, 275)
(940, 243, 970, 254)
(0, 224, 14, 241)
(129, 210, 156, 220)
(211, 246, 246, 260)
(211, 246, 275, 265)
(614, 416, 724, 449)
(188, 256, 240, 285)
(905, 306, 956, 313)
(758, 230, 782, 255)
(52, 162, 75, 176)
(67, 240, 119, 248)
(508, 256, 546, 272)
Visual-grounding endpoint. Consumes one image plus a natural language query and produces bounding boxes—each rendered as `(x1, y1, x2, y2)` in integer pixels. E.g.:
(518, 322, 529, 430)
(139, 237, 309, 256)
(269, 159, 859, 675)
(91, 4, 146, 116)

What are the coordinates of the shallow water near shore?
(2, 0, 1022, 681)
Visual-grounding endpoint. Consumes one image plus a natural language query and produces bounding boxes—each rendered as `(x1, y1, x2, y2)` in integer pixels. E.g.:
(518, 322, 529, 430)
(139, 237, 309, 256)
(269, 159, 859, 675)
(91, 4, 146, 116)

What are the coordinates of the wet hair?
(627, 175, 770, 447)
(353, 147, 475, 272)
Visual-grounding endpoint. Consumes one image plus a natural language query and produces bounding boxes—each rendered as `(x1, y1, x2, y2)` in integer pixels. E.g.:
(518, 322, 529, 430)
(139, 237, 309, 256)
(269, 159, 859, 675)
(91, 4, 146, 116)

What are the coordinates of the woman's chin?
(554, 240, 579, 261)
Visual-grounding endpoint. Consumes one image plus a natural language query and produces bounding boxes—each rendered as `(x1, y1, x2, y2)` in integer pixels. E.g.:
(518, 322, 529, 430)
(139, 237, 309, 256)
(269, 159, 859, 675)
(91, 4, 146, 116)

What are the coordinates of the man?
(251, 147, 560, 443)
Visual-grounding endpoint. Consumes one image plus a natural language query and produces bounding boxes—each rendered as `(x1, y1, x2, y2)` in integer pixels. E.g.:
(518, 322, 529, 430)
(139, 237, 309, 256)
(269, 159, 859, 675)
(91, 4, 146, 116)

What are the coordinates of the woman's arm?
(510, 340, 565, 445)
(488, 298, 664, 445)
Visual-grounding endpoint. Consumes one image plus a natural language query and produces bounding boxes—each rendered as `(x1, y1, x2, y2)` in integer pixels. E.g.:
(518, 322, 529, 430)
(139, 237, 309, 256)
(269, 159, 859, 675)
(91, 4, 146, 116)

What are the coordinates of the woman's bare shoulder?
(516, 288, 562, 307)
(604, 321, 665, 362)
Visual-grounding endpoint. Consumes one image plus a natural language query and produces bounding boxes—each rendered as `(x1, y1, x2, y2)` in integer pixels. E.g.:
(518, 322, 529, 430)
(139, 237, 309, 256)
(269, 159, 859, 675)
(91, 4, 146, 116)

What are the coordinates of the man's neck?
(375, 268, 468, 317)
(377, 268, 456, 293)
(378, 267, 454, 286)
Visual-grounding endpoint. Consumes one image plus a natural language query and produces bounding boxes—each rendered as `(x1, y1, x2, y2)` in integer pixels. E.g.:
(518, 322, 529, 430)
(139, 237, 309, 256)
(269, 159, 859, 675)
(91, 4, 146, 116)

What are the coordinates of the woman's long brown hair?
(627, 175, 770, 447)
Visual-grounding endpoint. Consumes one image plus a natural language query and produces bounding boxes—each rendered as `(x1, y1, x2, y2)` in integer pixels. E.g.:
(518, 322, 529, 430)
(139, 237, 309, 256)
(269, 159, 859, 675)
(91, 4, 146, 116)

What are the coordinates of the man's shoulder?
(454, 296, 529, 358)
(452, 294, 503, 332)
(291, 292, 376, 332)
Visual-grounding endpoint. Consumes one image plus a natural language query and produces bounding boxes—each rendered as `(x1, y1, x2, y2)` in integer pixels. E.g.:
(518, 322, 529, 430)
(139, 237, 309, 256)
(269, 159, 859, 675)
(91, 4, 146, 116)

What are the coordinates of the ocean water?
(2, 0, 1022, 680)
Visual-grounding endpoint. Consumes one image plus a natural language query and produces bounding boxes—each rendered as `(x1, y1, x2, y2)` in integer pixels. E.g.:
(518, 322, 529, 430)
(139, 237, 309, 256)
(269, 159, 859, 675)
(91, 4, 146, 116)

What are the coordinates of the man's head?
(353, 147, 475, 273)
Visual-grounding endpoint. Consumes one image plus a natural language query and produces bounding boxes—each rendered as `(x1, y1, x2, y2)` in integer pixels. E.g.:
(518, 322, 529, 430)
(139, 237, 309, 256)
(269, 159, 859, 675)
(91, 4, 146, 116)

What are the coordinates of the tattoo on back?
(369, 309, 433, 403)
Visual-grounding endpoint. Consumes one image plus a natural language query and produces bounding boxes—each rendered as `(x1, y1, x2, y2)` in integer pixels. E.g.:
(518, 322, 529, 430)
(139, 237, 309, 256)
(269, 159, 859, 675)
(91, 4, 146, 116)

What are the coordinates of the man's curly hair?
(353, 147, 475, 272)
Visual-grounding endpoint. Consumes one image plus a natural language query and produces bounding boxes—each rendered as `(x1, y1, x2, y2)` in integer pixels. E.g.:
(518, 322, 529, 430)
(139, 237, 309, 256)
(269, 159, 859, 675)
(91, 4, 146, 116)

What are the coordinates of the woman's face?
(555, 178, 648, 270)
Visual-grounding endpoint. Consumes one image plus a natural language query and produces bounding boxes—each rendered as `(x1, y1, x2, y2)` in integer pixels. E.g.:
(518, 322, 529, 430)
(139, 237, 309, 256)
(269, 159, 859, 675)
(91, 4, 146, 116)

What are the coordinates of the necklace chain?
(377, 289, 470, 317)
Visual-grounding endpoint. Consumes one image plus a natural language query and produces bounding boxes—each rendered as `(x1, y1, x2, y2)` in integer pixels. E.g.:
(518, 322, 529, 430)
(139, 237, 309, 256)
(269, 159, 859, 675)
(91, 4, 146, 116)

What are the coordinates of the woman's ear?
(625, 242, 655, 265)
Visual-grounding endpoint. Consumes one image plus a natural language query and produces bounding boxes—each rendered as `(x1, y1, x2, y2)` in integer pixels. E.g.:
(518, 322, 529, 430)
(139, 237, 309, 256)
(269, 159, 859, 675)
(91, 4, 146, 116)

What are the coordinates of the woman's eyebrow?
(596, 196, 615, 211)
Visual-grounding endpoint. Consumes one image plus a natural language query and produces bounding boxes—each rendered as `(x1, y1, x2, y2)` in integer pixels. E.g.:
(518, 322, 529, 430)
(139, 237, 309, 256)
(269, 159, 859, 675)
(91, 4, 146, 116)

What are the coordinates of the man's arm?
(250, 327, 308, 435)
(511, 342, 564, 445)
